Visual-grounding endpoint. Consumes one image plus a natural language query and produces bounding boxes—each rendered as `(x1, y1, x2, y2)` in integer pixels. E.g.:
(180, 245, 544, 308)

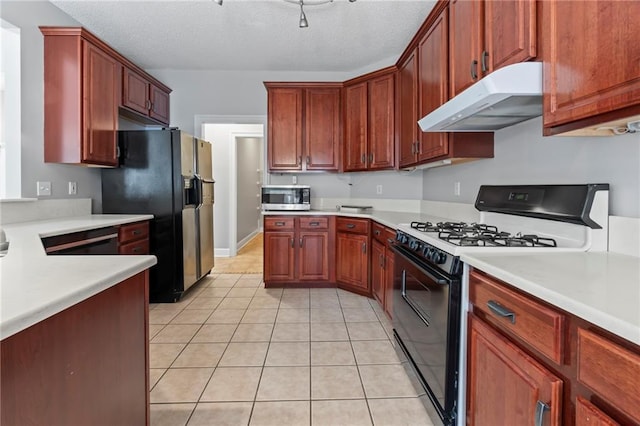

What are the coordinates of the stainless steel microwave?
(261, 185, 311, 211)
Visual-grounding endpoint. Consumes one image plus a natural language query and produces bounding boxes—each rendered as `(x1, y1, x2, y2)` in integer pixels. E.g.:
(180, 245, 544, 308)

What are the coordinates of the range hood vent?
(418, 62, 543, 132)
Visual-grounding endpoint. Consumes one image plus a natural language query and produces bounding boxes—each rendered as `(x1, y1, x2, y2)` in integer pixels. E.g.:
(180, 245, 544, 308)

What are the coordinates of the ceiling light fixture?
(213, 0, 356, 28)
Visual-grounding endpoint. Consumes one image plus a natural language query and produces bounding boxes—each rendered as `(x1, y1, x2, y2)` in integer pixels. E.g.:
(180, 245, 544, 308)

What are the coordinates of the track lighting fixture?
(213, 0, 356, 28)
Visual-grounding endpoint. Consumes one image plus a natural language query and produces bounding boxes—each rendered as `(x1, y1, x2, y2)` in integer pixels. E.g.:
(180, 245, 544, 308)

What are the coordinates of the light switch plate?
(37, 181, 51, 196)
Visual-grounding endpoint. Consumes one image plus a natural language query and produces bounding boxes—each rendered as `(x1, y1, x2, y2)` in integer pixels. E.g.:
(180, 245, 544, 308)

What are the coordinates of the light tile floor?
(149, 273, 435, 426)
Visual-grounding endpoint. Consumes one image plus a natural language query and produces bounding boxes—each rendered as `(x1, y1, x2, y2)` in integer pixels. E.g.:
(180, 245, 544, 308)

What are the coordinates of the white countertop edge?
(33, 214, 155, 238)
(460, 253, 640, 346)
(1, 256, 156, 340)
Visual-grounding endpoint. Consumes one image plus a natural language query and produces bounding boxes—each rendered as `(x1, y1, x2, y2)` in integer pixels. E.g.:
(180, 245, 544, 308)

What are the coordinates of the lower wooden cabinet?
(336, 217, 370, 295)
(263, 216, 333, 285)
(371, 221, 395, 318)
(118, 220, 150, 254)
(467, 314, 563, 426)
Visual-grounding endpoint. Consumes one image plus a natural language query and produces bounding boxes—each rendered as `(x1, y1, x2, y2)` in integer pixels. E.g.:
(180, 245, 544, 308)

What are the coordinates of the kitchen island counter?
(461, 251, 640, 345)
(0, 214, 156, 339)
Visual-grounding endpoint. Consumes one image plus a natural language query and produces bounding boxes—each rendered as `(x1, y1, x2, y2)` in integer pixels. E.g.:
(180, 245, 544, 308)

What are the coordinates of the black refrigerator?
(102, 129, 215, 302)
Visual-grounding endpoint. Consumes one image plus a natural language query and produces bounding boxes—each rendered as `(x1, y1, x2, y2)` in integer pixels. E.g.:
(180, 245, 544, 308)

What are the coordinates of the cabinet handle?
(379, 254, 384, 268)
(132, 246, 142, 253)
(374, 230, 381, 236)
(150, 101, 154, 112)
(470, 60, 478, 80)
(310, 221, 320, 226)
(362, 242, 366, 253)
(306, 155, 310, 165)
(369, 153, 374, 163)
(416, 141, 421, 154)
(346, 224, 356, 229)
(299, 237, 303, 248)
(361, 154, 366, 164)
(291, 238, 294, 248)
(410, 143, 415, 154)
(298, 156, 302, 165)
(481, 50, 489, 73)
(487, 300, 516, 324)
(534, 401, 550, 426)
(132, 230, 141, 235)
(275, 221, 285, 226)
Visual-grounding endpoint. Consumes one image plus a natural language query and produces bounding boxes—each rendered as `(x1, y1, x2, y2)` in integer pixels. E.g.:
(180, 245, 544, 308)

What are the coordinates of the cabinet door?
(383, 248, 394, 319)
(336, 232, 369, 291)
(449, 0, 483, 97)
(397, 50, 419, 168)
(418, 7, 449, 161)
(371, 239, 385, 305)
(544, 0, 640, 129)
(484, 0, 536, 73)
(467, 315, 563, 426)
(305, 88, 340, 171)
(264, 231, 295, 282)
(575, 397, 620, 426)
(268, 88, 303, 171)
(150, 84, 170, 124)
(122, 67, 149, 116)
(368, 74, 395, 170)
(298, 231, 330, 281)
(343, 83, 368, 171)
(82, 41, 119, 166)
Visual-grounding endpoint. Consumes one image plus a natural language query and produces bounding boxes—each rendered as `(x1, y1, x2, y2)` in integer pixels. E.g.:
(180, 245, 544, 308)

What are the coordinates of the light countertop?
(461, 252, 640, 346)
(0, 215, 156, 340)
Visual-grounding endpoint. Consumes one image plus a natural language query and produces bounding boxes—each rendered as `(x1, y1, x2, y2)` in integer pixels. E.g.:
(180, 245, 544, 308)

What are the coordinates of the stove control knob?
(434, 251, 447, 264)
(421, 246, 431, 257)
(409, 239, 420, 251)
(396, 232, 408, 244)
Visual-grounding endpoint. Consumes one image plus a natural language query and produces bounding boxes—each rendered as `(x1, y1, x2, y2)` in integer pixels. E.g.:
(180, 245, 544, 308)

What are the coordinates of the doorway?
(199, 116, 266, 258)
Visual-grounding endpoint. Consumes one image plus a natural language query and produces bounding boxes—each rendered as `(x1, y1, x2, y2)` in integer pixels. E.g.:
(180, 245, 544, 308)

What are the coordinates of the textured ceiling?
(49, 0, 436, 72)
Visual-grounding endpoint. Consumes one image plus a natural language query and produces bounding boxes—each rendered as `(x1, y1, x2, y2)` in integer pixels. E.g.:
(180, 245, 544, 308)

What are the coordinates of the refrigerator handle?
(194, 174, 203, 208)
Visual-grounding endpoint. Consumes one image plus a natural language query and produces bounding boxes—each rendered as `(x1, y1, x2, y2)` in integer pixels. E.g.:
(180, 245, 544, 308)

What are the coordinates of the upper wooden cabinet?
(543, 0, 640, 136)
(122, 67, 171, 125)
(42, 28, 120, 167)
(449, 0, 536, 97)
(41, 27, 172, 167)
(265, 83, 341, 172)
(343, 69, 395, 172)
(397, 50, 420, 168)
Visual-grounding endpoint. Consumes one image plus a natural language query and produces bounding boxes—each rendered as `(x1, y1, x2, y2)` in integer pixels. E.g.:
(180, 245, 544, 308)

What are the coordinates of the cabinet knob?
(470, 60, 479, 80)
(310, 221, 320, 226)
(374, 230, 381, 236)
(481, 50, 489, 73)
(275, 221, 285, 226)
(346, 224, 356, 229)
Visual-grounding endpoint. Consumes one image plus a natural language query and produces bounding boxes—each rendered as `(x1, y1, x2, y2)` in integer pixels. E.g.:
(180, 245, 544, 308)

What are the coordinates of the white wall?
(422, 117, 640, 218)
(1, 1, 102, 210)
(236, 136, 262, 244)
(1, 22, 21, 199)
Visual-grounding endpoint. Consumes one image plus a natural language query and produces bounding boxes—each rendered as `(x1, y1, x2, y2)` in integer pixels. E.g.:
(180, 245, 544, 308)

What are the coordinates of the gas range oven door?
(391, 244, 461, 426)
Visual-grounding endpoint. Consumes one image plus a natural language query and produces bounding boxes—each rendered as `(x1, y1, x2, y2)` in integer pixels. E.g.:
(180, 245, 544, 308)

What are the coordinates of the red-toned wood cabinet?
(396, 49, 420, 168)
(265, 83, 341, 172)
(370, 221, 395, 318)
(263, 216, 334, 285)
(336, 217, 370, 295)
(449, 0, 536, 97)
(543, 0, 640, 136)
(1, 271, 150, 425)
(122, 67, 171, 125)
(343, 69, 395, 172)
(41, 27, 120, 167)
(118, 220, 150, 255)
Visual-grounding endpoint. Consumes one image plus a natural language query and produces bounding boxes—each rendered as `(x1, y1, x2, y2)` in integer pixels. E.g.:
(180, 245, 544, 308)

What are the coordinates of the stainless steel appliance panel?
(196, 138, 213, 181)
(197, 197, 215, 278)
(181, 133, 195, 177)
(182, 207, 198, 290)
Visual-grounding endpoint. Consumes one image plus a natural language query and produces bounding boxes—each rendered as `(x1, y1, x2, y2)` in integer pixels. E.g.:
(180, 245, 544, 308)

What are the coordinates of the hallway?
(213, 233, 263, 274)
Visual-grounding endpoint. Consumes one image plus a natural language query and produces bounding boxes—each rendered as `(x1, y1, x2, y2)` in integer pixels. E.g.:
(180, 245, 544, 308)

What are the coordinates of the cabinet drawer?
(299, 216, 329, 230)
(119, 221, 149, 244)
(371, 222, 388, 243)
(264, 217, 295, 231)
(119, 239, 149, 255)
(470, 271, 565, 364)
(577, 328, 640, 424)
(575, 396, 620, 426)
(336, 217, 369, 234)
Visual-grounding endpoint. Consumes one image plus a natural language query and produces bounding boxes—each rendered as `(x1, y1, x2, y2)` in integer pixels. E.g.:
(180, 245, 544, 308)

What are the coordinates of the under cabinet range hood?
(418, 62, 543, 132)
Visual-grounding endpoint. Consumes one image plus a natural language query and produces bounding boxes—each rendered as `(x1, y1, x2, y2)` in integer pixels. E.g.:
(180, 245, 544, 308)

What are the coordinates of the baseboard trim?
(237, 229, 260, 252)
(214, 248, 230, 257)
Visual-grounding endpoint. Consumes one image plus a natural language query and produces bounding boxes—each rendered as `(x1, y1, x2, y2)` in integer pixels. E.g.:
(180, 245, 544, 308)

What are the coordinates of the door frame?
(196, 115, 267, 257)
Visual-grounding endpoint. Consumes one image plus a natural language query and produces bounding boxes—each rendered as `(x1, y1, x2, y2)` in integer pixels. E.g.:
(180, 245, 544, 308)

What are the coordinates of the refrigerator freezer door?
(181, 132, 195, 177)
(197, 181, 215, 278)
(182, 207, 198, 290)
(196, 138, 213, 181)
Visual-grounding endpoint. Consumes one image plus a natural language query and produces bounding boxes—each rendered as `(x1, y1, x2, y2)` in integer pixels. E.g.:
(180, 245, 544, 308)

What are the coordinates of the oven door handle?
(401, 292, 432, 327)
(393, 245, 449, 285)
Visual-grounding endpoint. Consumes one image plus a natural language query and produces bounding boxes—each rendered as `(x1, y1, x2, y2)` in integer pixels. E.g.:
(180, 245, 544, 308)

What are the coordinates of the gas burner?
(410, 221, 438, 232)
(439, 229, 558, 247)
(498, 233, 558, 248)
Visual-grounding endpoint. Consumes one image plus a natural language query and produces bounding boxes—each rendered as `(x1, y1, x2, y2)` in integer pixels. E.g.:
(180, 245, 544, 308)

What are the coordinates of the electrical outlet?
(292, 175, 298, 184)
(37, 181, 51, 196)
(454, 182, 461, 196)
(68, 182, 77, 195)
(376, 185, 383, 195)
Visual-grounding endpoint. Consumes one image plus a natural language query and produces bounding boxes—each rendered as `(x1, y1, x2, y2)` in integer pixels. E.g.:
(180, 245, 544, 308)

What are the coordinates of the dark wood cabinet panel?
(484, 0, 536, 72)
(575, 397, 621, 426)
(467, 314, 563, 426)
(118, 221, 150, 255)
(1, 272, 149, 426)
(267, 88, 303, 171)
(418, 8, 450, 161)
(343, 82, 368, 171)
(299, 232, 330, 281)
(336, 232, 369, 292)
(543, 0, 640, 135)
(264, 230, 296, 282)
(449, 0, 483, 97)
(122, 67, 149, 115)
(397, 50, 419, 168)
(305, 88, 341, 171)
(150, 84, 170, 124)
(368, 74, 395, 169)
